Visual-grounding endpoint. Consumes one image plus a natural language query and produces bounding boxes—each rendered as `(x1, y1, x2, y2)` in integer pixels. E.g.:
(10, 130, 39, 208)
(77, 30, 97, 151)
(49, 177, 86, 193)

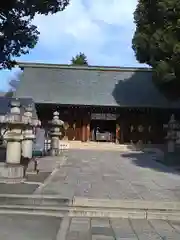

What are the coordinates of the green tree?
(132, 0, 180, 86)
(71, 52, 88, 65)
(0, 0, 69, 69)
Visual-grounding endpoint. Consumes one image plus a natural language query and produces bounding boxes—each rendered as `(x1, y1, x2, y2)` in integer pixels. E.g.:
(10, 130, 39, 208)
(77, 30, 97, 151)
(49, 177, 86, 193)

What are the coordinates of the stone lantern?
(165, 114, 179, 153)
(22, 105, 41, 159)
(49, 111, 64, 156)
(0, 99, 24, 179)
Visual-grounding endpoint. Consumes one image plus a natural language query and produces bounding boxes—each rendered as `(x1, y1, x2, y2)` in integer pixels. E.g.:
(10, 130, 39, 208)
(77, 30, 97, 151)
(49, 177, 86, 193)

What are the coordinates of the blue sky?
(0, 0, 146, 92)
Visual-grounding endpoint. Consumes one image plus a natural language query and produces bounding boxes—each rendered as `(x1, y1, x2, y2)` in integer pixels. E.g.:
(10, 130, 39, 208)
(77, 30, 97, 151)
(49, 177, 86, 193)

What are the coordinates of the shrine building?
(14, 62, 180, 144)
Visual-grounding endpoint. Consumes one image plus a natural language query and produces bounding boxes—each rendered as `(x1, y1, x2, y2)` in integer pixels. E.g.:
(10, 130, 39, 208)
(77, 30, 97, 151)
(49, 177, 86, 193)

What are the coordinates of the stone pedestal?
(3, 127, 24, 181)
(51, 135, 60, 156)
(6, 139, 22, 164)
(22, 129, 35, 159)
(4, 128, 23, 165)
(0, 164, 24, 182)
(167, 140, 175, 153)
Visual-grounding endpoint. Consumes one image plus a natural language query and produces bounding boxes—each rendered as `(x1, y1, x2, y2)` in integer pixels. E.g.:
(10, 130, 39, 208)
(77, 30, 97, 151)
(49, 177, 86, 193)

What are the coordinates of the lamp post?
(49, 111, 64, 156)
(22, 105, 41, 159)
(0, 99, 24, 180)
(0, 99, 40, 181)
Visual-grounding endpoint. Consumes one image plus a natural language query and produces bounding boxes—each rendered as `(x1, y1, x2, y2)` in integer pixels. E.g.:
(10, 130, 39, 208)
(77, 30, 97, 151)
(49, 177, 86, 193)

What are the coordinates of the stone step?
(0, 195, 180, 211)
(0, 194, 71, 206)
(1, 204, 180, 221)
(1, 195, 180, 220)
(72, 197, 180, 211)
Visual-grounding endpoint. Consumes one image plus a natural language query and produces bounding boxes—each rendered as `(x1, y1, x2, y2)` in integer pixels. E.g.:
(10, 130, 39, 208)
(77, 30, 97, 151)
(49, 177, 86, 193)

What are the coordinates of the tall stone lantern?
(49, 111, 64, 156)
(22, 105, 41, 159)
(0, 99, 24, 179)
(165, 114, 179, 153)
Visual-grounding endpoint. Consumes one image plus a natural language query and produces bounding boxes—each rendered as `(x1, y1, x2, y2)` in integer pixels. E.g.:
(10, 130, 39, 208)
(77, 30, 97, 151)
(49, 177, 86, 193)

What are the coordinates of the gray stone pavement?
(1, 215, 180, 240)
(36, 149, 180, 202)
(0, 156, 63, 194)
(64, 217, 180, 240)
(0, 214, 61, 240)
(0, 183, 39, 194)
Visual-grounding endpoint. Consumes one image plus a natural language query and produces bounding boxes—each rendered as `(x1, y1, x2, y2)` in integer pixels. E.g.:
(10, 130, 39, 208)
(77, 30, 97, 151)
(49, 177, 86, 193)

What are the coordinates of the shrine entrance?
(90, 113, 118, 142)
(90, 120, 116, 142)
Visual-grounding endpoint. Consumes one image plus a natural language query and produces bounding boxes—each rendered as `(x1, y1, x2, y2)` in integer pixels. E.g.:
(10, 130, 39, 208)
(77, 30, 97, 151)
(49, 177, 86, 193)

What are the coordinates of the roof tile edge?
(17, 62, 152, 72)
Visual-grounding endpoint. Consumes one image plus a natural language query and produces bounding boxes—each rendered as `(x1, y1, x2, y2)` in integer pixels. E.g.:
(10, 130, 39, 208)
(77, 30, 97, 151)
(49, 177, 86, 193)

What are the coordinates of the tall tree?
(0, 0, 69, 69)
(132, 0, 180, 87)
(71, 52, 88, 65)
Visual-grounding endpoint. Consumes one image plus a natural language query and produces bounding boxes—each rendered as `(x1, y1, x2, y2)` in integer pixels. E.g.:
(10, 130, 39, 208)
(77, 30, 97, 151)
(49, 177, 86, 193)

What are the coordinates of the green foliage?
(71, 52, 88, 65)
(5, 91, 14, 98)
(132, 0, 180, 84)
(0, 0, 69, 69)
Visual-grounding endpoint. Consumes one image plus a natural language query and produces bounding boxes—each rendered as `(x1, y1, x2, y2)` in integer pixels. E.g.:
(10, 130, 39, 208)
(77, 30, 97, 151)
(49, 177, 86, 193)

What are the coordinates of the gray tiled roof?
(0, 96, 37, 118)
(15, 62, 180, 108)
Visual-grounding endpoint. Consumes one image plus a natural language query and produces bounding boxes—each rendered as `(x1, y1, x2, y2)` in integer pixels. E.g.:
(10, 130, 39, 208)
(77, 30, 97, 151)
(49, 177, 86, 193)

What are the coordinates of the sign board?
(91, 113, 118, 120)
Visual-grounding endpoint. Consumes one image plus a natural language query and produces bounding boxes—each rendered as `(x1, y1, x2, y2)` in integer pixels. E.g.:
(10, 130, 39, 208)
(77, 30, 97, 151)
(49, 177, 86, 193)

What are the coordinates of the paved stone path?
(0, 214, 61, 240)
(64, 217, 180, 240)
(1, 214, 180, 239)
(0, 156, 63, 194)
(36, 149, 180, 201)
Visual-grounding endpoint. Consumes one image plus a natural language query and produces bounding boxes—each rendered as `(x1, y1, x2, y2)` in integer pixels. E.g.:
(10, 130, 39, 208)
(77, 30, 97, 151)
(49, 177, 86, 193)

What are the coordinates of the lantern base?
(0, 163, 24, 183)
(167, 140, 175, 153)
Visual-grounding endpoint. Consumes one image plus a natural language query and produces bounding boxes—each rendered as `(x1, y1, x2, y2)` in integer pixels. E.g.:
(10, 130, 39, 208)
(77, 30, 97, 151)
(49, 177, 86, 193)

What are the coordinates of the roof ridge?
(17, 62, 152, 72)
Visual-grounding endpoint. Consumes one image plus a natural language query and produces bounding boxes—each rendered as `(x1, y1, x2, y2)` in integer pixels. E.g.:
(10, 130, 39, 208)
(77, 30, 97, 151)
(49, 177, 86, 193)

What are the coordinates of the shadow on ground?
(121, 144, 180, 176)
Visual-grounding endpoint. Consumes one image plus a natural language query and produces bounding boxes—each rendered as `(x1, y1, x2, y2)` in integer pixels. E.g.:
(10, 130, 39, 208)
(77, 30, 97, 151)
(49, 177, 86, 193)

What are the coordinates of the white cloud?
(32, 0, 138, 66)
(34, 0, 104, 48)
(88, 0, 137, 25)
(0, 0, 143, 91)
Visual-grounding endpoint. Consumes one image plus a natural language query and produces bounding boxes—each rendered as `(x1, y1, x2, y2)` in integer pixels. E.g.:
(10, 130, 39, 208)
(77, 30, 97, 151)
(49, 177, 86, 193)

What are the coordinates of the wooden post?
(81, 120, 86, 142)
(87, 123, 90, 141)
(117, 122, 124, 144)
(116, 124, 120, 144)
(72, 122, 76, 141)
(120, 125, 124, 143)
(81, 111, 90, 142)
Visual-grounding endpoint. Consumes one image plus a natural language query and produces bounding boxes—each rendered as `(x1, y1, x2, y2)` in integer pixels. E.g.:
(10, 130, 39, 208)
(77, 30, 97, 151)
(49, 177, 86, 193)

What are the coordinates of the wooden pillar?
(87, 123, 90, 141)
(72, 122, 76, 140)
(116, 122, 124, 144)
(82, 120, 90, 142)
(82, 123, 86, 142)
(120, 124, 124, 143)
(81, 116, 87, 142)
(116, 124, 120, 144)
(81, 110, 91, 142)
